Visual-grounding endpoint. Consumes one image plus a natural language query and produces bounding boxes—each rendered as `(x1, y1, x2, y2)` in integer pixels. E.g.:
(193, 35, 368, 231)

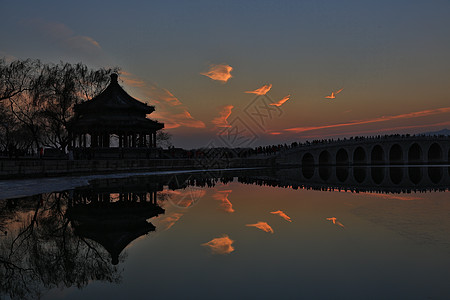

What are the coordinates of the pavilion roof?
(74, 73, 155, 115)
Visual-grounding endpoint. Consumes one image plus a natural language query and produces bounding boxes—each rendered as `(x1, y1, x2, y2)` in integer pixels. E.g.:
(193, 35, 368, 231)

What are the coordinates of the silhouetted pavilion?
(68, 73, 164, 158)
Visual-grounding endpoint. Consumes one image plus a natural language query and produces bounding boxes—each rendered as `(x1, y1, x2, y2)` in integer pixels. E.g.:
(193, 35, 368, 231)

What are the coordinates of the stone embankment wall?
(0, 158, 274, 179)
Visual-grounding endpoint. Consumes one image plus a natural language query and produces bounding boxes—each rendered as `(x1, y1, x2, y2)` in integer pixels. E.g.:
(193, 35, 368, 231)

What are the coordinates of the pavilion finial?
(110, 73, 118, 83)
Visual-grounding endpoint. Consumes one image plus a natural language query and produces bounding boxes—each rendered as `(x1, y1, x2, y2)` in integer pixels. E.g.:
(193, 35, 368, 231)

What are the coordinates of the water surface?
(1, 167, 450, 299)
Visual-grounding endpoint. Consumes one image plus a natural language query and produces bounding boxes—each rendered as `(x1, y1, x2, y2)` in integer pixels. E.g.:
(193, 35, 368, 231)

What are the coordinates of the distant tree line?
(0, 58, 118, 157)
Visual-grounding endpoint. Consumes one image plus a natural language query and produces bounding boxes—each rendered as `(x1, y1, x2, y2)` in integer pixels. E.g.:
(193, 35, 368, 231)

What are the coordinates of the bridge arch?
(371, 145, 385, 164)
(336, 167, 349, 182)
(389, 167, 403, 184)
(353, 167, 366, 183)
(428, 143, 443, 163)
(353, 147, 366, 165)
(371, 167, 384, 184)
(408, 143, 422, 164)
(319, 166, 331, 181)
(319, 150, 332, 165)
(336, 148, 349, 165)
(302, 153, 314, 167)
(389, 144, 403, 164)
(428, 167, 443, 184)
(408, 167, 422, 184)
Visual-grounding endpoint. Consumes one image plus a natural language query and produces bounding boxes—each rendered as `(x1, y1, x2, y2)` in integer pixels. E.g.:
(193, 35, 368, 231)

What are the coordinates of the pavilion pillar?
(153, 132, 156, 148)
(132, 134, 136, 147)
(91, 134, 97, 148)
(119, 134, 123, 148)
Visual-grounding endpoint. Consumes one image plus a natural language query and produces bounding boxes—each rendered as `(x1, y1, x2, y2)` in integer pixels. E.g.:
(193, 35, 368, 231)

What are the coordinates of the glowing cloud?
(245, 84, 272, 95)
(270, 210, 292, 222)
(125, 76, 205, 129)
(246, 222, 274, 233)
(202, 235, 235, 254)
(213, 190, 234, 213)
(326, 217, 345, 229)
(201, 64, 233, 82)
(325, 88, 343, 99)
(270, 95, 290, 107)
(211, 105, 234, 128)
(120, 71, 146, 87)
(285, 107, 450, 134)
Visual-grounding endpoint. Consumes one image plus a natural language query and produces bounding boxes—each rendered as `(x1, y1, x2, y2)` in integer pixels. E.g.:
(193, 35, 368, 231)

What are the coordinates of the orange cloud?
(299, 121, 450, 140)
(285, 106, 450, 134)
(245, 84, 272, 95)
(270, 95, 290, 107)
(213, 190, 234, 213)
(211, 105, 234, 128)
(201, 64, 233, 82)
(202, 235, 235, 254)
(118, 75, 205, 129)
(120, 71, 146, 87)
(246, 222, 274, 233)
(325, 88, 343, 99)
(326, 217, 345, 229)
(270, 210, 292, 222)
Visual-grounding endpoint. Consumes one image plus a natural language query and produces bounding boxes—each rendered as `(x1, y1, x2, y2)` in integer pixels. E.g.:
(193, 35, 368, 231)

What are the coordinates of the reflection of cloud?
(202, 235, 235, 254)
(270, 210, 292, 222)
(201, 64, 233, 82)
(270, 95, 290, 107)
(25, 19, 101, 55)
(245, 84, 272, 95)
(163, 189, 207, 208)
(246, 222, 274, 233)
(212, 190, 234, 213)
(361, 192, 423, 201)
(285, 107, 450, 134)
(211, 105, 234, 128)
(157, 213, 183, 231)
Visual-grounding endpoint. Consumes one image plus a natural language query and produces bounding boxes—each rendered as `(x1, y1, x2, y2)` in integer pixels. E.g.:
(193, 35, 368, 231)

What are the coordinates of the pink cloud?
(245, 84, 272, 95)
(201, 64, 233, 83)
(211, 105, 234, 128)
(285, 107, 450, 134)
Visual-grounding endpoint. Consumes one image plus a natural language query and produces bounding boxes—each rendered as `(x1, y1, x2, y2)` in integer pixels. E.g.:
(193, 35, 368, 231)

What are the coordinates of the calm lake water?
(1, 167, 450, 299)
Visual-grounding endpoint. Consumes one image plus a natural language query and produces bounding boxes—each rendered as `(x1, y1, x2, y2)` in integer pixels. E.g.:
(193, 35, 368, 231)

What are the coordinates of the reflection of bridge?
(276, 136, 450, 166)
(238, 166, 450, 193)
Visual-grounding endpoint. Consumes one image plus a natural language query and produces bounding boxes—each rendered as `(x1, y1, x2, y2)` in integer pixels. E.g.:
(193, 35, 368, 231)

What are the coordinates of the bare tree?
(156, 129, 173, 148)
(0, 59, 118, 153)
(34, 62, 118, 151)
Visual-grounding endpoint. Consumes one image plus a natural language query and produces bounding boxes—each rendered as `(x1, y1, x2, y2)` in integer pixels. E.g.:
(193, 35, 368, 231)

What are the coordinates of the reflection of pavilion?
(66, 177, 165, 264)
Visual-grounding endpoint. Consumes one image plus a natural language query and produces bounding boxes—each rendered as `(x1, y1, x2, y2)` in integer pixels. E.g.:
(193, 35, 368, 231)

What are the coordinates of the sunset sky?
(1, 0, 450, 148)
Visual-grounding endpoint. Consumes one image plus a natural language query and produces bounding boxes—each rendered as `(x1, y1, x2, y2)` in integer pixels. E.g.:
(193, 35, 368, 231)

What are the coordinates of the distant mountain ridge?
(421, 128, 450, 136)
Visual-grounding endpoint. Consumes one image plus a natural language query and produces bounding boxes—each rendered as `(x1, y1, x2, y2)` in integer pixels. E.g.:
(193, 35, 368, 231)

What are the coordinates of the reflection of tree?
(0, 192, 121, 300)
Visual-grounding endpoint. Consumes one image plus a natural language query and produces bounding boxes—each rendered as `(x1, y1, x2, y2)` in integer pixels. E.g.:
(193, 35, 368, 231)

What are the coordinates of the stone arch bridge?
(276, 136, 450, 166)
